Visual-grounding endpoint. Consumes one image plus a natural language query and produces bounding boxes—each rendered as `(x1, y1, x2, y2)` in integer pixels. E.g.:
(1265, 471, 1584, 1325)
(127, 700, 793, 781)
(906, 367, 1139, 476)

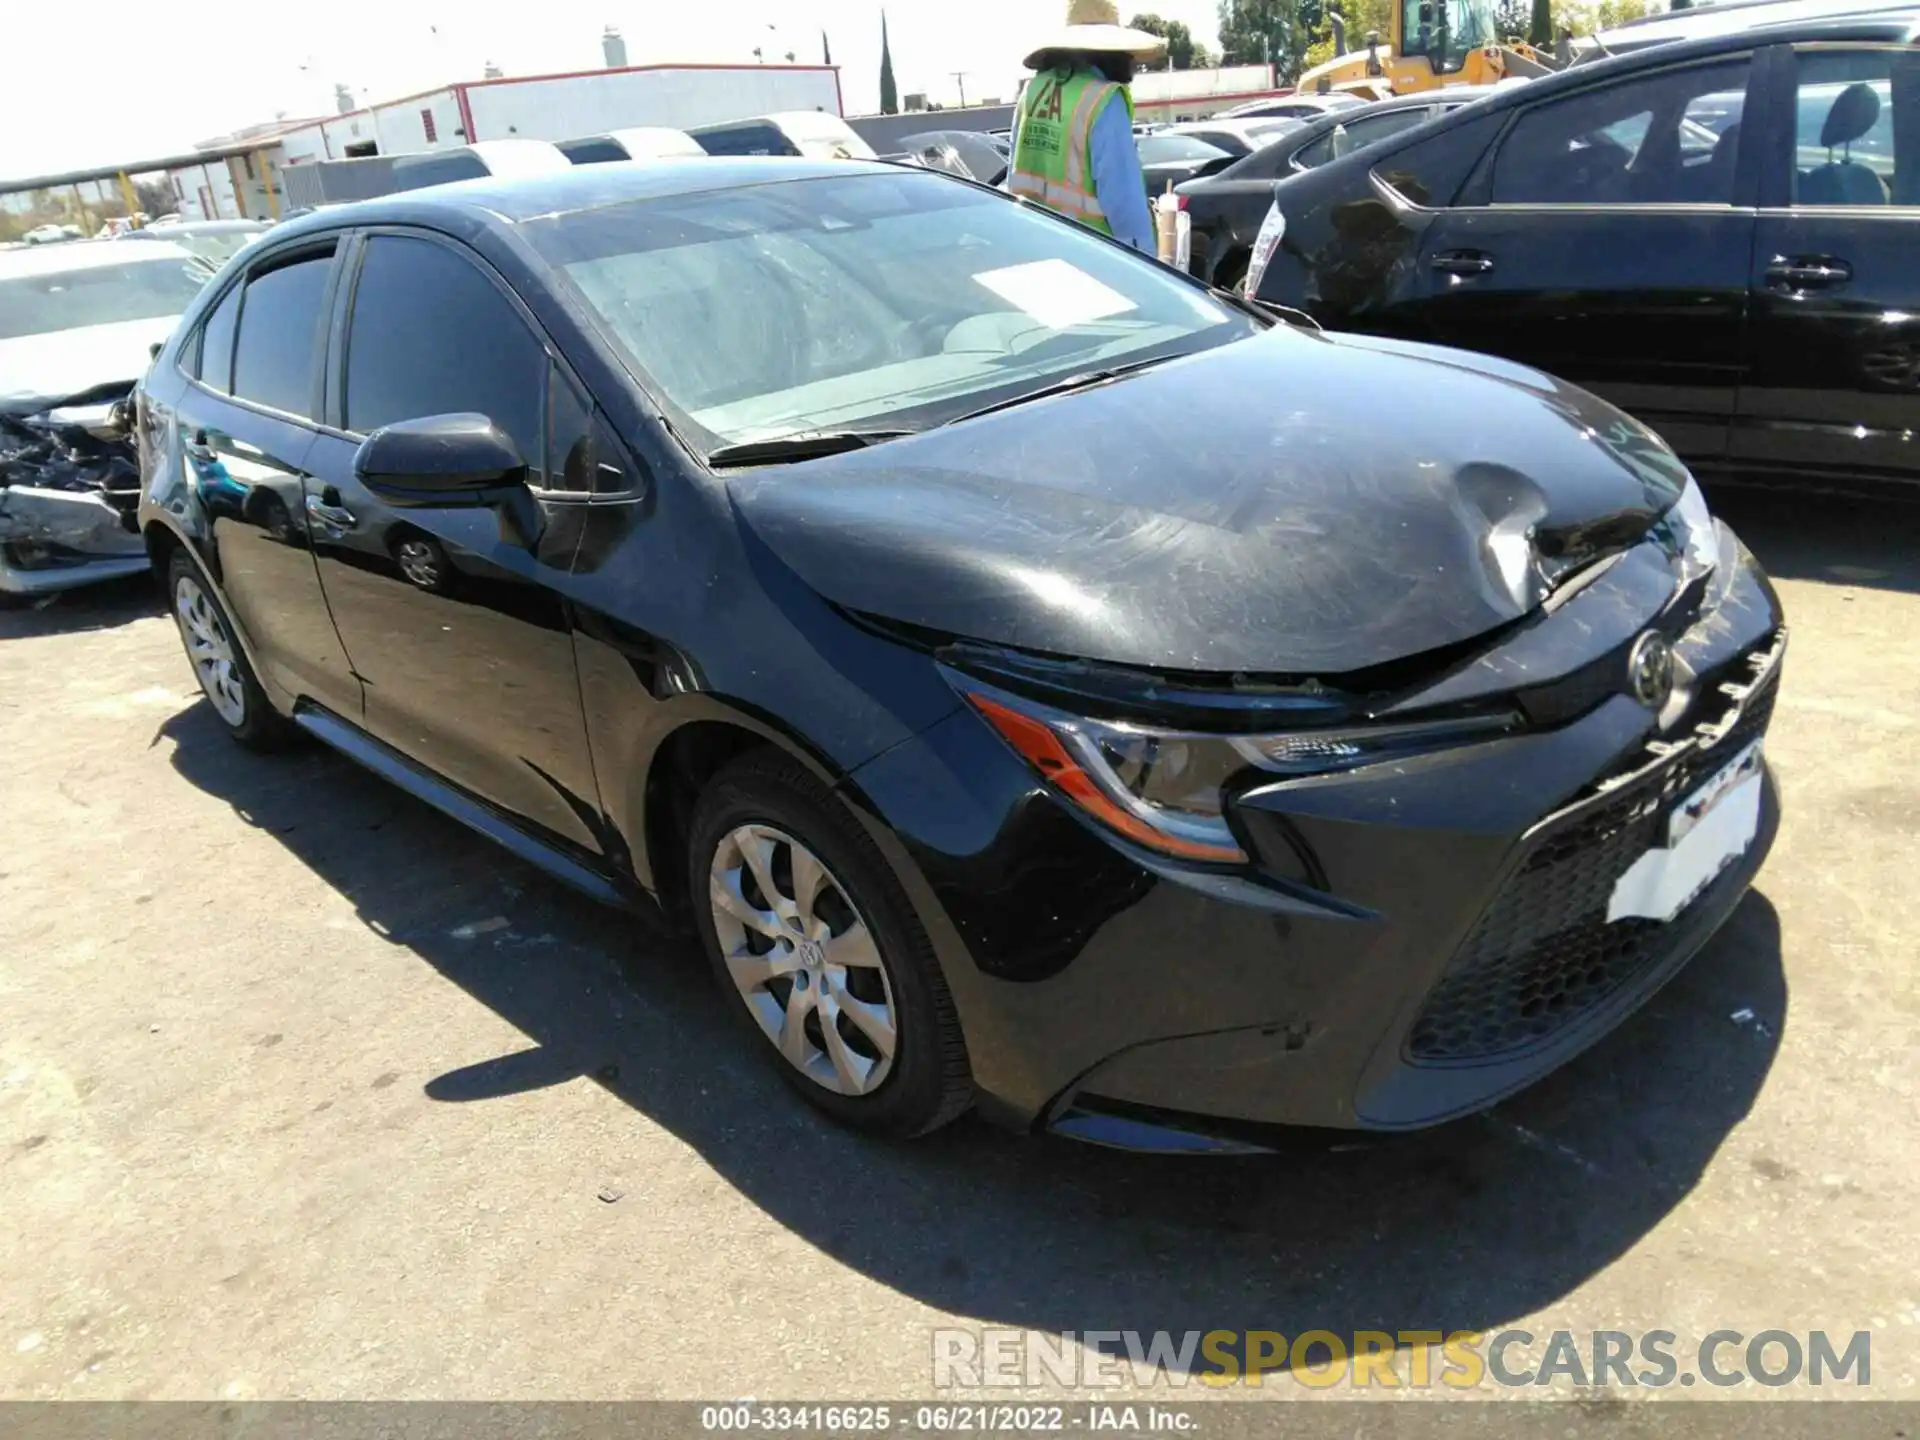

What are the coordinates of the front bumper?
(846, 528, 1785, 1142)
(0, 486, 149, 595)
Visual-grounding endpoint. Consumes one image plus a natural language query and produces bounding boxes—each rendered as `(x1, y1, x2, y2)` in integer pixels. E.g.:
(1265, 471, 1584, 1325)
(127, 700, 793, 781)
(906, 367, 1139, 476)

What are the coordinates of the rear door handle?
(1431, 249, 1496, 277)
(184, 428, 213, 461)
(1765, 255, 1853, 292)
(304, 490, 357, 531)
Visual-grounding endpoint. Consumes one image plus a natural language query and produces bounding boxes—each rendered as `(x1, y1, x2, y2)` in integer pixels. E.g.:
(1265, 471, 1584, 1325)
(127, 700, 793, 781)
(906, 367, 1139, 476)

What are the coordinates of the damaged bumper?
(0, 394, 149, 596)
(846, 527, 1785, 1147)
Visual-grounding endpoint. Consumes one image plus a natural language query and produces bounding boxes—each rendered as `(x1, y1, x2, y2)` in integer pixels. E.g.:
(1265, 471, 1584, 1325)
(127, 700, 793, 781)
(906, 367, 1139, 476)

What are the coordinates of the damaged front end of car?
(0, 384, 150, 598)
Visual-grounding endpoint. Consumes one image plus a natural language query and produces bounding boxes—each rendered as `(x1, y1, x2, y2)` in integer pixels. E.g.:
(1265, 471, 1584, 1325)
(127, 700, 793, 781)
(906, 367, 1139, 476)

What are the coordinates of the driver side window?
(1490, 58, 1751, 206)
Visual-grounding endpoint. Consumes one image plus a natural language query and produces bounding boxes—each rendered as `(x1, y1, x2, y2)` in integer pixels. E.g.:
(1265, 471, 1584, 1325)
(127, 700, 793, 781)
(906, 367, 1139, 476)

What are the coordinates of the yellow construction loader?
(1297, 0, 1562, 100)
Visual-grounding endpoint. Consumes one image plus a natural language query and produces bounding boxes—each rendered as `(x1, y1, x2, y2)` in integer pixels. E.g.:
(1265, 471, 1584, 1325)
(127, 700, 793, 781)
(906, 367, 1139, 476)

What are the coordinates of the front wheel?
(687, 749, 971, 1138)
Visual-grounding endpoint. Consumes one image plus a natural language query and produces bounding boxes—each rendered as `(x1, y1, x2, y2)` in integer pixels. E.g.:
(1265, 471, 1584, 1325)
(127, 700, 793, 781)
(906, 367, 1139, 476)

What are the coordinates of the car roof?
(1585, 0, 1920, 49)
(0, 237, 197, 275)
(263, 155, 874, 240)
(1513, 11, 1919, 98)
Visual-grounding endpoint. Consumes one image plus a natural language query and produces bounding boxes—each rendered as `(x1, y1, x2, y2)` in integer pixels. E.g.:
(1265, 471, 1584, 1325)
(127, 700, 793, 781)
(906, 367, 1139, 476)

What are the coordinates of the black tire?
(165, 548, 295, 751)
(687, 747, 972, 1138)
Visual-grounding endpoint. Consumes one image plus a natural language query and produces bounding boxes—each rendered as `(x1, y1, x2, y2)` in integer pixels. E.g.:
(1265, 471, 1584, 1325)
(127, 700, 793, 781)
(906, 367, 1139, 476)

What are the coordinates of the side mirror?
(353, 413, 543, 547)
(354, 413, 526, 501)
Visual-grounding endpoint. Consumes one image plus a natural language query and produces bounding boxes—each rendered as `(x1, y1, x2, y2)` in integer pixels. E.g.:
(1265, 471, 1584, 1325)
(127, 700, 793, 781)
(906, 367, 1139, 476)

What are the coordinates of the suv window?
(1294, 108, 1439, 169)
(343, 235, 548, 476)
(194, 282, 242, 393)
(230, 249, 335, 418)
(1792, 45, 1920, 206)
(1490, 59, 1750, 205)
(695, 124, 798, 157)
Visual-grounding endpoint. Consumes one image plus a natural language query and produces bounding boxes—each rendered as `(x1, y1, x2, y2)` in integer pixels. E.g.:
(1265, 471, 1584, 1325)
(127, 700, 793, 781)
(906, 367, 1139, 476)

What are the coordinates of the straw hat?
(1023, 0, 1170, 69)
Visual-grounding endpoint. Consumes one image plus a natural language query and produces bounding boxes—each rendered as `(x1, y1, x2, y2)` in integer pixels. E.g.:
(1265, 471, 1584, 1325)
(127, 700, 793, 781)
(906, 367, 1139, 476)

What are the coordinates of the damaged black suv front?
(1, 239, 208, 599)
(733, 326, 1785, 1151)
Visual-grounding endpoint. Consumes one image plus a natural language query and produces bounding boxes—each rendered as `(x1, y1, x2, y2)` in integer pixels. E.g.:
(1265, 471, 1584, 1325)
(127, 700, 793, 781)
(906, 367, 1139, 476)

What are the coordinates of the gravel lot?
(1, 488, 1915, 1401)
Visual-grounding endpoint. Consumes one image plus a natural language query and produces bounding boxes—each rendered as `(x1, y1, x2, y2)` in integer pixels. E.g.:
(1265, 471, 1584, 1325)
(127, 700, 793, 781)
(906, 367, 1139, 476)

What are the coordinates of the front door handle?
(1431, 249, 1496, 277)
(184, 428, 214, 462)
(304, 490, 357, 531)
(1765, 255, 1853, 292)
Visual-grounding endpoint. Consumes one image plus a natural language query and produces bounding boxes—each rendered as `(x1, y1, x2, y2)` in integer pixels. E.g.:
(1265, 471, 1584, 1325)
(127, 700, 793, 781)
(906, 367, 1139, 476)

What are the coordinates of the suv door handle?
(184, 428, 213, 461)
(1765, 255, 1852, 292)
(1431, 249, 1496, 277)
(305, 490, 357, 531)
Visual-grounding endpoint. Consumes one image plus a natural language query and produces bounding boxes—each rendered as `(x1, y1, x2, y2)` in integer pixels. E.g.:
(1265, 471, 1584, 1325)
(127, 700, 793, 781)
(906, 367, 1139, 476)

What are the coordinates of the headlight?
(1667, 476, 1720, 575)
(964, 688, 1517, 865)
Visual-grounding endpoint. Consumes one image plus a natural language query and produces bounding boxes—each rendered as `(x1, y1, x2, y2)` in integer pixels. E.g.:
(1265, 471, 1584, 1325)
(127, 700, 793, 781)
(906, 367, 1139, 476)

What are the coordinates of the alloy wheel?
(708, 824, 899, 1096)
(397, 539, 443, 590)
(174, 574, 246, 727)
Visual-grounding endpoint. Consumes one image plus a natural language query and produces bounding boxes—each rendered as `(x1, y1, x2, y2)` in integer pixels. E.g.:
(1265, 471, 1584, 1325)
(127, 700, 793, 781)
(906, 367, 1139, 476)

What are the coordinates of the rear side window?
(231, 250, 334, 418)
(1373, 111, 1506, 207)
(194, 282, 242, 392)
(343, 235, 548, 475)
(1489, 58, 1751, 205)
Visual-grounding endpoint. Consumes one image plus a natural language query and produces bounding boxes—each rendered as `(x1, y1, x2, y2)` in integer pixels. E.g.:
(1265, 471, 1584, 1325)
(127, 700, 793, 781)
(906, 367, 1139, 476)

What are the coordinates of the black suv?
(1249, 15, 1920, 498)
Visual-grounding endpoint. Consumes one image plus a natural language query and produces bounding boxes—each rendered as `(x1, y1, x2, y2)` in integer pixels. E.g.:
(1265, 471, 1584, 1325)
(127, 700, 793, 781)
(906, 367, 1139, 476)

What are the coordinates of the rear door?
(300, 229, 603, 856)
(172, 242, 358, 713)
(1407, 55, 1760, 467)
(1735, 39, 1920, 493)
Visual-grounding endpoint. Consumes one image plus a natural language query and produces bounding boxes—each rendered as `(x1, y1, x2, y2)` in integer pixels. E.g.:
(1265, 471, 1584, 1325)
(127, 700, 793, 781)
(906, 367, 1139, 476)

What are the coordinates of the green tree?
(879, 11, 899, 115)
(1494, 0, 1530, 38)
(1528, 0, 1553, 45)
(1130, 13, 1219, 68)
(1218, 0, 1314, 82)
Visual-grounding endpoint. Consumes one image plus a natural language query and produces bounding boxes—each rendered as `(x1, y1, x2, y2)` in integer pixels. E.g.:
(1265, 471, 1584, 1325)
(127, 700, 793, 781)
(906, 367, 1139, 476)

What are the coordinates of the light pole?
(951, 71, 970, 107)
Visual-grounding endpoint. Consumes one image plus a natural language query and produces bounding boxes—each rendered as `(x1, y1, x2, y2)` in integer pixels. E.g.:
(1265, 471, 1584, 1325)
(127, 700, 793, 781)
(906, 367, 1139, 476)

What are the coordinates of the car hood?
(0, 316, 180, 410)
(728, 327, 1692, 678)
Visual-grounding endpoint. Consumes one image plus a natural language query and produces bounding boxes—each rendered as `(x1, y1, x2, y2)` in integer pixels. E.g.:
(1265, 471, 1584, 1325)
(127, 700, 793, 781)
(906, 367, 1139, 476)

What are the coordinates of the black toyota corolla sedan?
(136, 159, 1784, 1152)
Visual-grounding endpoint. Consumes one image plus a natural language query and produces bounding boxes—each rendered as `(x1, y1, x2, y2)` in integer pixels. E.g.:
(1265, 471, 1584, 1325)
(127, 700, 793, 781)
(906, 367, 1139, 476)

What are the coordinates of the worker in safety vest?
(1008, 0, 1164, 254)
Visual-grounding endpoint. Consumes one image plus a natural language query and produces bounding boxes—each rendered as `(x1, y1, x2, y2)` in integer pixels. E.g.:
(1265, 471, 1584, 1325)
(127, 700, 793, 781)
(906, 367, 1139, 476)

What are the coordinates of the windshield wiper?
(944, 354, 1177, 428)
(705, 428, 918, 468)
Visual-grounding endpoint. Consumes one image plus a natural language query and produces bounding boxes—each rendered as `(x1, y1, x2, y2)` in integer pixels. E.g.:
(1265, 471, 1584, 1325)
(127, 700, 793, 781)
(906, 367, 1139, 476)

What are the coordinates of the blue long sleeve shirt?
(1087, 99, 1157, 256)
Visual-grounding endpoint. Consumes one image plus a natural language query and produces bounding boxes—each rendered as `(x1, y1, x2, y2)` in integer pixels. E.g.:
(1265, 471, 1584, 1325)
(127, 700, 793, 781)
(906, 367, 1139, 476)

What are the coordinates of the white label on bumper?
(1607, 743, 1764, 924)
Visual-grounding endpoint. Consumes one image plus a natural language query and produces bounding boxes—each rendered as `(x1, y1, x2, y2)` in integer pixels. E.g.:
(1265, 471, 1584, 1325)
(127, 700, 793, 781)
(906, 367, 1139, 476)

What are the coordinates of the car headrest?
(1822, 83, 1882, 150)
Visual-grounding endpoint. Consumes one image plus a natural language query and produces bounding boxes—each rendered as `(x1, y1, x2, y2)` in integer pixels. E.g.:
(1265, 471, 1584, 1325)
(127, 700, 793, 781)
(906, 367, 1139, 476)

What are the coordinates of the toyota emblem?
(1627, 632, 1676, 711)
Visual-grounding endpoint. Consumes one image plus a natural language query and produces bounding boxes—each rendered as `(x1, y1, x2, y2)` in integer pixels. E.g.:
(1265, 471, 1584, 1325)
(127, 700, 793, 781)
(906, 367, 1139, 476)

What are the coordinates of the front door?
(304, 230, 603, 857)
(1735, 39, 1920, 494)
(1409, 54, 1759, 467)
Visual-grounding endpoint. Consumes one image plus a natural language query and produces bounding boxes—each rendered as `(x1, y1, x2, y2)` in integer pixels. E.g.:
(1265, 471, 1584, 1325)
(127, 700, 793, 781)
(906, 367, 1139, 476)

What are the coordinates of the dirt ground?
(1, 488, 1915, 1402)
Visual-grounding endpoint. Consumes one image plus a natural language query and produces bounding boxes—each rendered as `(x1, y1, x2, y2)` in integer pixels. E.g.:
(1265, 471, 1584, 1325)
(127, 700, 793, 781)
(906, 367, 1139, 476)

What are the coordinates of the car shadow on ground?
(158, 700, 1786, 1369)
(0, 574, 160, 637)
(1707, 485, 1920, 595)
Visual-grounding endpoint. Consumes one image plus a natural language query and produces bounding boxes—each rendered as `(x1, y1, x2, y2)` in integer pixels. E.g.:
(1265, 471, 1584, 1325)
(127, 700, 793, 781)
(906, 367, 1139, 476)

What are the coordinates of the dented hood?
(0, 317, 179, 411)
(729, 328, 1691, 676)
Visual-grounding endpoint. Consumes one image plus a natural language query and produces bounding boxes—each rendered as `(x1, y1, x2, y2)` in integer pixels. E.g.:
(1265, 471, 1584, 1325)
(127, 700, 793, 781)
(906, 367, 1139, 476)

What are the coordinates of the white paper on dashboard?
(971, 260, 1138, 330)
(1607, 773, 1762, 924)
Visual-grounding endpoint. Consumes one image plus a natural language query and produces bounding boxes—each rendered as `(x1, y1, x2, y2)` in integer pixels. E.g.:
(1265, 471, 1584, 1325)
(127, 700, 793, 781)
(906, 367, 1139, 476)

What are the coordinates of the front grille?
(1406, 652, 1778, 1067)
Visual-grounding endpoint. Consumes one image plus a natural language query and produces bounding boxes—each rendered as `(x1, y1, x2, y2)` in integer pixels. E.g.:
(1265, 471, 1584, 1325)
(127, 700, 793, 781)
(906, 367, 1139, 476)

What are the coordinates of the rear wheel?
(687, 748, 971, 1138)
(167, 549, 293, 750)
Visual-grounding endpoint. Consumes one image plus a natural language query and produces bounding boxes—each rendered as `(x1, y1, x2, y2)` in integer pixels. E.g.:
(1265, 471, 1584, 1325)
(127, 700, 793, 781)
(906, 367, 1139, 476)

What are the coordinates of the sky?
(1, 0, 1227, 180)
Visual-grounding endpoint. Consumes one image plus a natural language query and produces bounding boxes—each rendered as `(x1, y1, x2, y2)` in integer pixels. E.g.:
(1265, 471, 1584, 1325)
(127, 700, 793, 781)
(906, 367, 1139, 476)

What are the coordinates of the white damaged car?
(1, 240, 208, 599)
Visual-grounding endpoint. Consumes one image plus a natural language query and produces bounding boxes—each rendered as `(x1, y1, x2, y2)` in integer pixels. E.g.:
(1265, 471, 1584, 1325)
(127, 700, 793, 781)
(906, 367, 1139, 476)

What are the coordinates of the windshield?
(0, 255, 206, 340)
(1406, 0, 1501, 73)
(527, 170, 1257, 454)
